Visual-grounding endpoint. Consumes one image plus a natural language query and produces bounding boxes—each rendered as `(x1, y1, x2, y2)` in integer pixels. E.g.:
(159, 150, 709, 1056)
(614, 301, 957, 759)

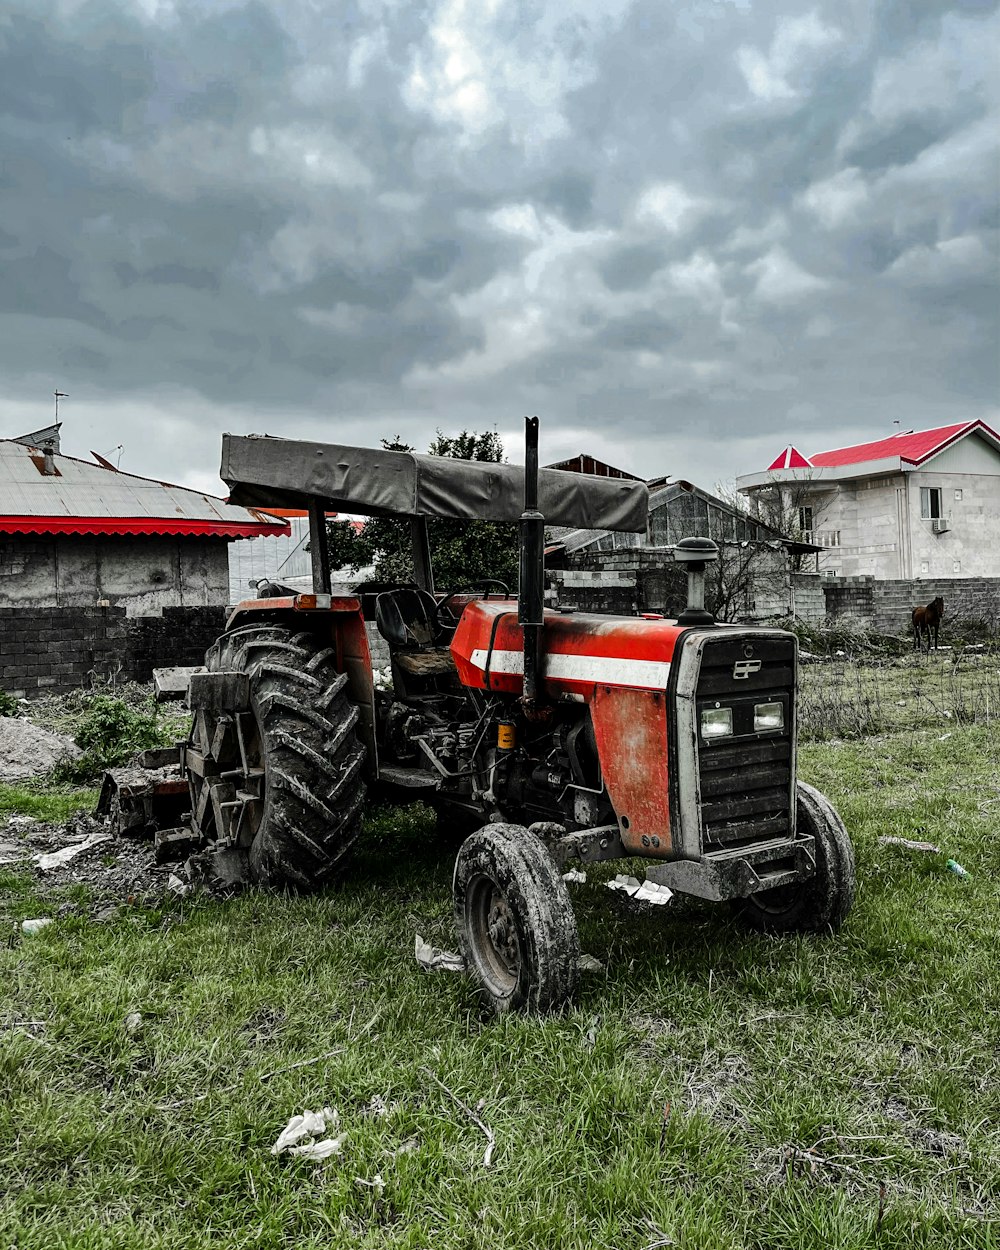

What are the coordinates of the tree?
(704, 477, 830, 621)
(324, 429, 520, 589)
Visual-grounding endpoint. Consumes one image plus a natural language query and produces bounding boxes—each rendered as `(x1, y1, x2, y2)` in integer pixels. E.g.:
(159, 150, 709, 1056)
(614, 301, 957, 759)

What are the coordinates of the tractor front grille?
(695, 635, 795, 853)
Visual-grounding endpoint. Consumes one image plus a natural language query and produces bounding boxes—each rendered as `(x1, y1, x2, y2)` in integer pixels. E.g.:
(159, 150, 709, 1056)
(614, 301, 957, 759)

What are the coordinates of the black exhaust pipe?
(519, 416, 545, 709)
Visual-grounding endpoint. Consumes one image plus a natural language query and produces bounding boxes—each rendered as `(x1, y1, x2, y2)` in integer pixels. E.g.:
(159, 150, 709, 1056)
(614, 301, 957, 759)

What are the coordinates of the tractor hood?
(221, 434, 648, 533)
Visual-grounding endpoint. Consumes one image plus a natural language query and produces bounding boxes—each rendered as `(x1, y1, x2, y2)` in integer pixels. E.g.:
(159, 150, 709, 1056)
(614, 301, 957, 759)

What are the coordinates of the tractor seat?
(375, 589, 456, 681)
(374, 588, 440, 648)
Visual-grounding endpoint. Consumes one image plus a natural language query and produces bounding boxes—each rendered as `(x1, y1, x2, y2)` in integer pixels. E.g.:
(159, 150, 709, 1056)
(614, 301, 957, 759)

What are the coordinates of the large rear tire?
(453, 823, 580, 1014)
(733, 781, 856, 934)
(193, 623, 366, 889)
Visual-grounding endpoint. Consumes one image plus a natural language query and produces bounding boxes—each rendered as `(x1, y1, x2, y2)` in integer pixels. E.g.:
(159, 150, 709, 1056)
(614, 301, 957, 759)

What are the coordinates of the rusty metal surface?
(97, 764, 192, 839)
(590, 686, 672, 855)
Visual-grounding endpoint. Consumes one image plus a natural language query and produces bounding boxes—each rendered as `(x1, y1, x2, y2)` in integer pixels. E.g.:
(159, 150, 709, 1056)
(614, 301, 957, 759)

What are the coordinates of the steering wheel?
(435, 581, 511, 632)
(476, 579, 510, 598)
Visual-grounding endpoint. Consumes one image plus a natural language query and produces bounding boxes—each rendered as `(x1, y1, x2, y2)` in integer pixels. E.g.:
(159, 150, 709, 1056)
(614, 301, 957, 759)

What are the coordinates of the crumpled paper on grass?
(415, 934, 465, 973)
(606, 875, 674, 905)
(270, 1107, 346, 1161)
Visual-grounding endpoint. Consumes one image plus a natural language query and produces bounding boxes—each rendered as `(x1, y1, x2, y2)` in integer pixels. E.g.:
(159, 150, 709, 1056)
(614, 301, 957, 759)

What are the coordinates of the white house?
(737, 421, 1000, 580)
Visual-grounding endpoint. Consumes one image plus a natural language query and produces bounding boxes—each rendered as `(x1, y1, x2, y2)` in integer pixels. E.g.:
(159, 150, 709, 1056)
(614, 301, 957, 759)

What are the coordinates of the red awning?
(0, 516, 290, 539)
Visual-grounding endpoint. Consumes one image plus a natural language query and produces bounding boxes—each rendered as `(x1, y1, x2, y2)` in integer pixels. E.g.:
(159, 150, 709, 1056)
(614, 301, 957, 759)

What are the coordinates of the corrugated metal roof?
(0, 440, 289, 540)
(809, 421, 999, 468)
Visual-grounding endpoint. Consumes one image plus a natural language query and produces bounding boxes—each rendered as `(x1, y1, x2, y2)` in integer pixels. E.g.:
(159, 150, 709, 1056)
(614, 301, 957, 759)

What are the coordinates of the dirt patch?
(1, 811, 174, 913)
(0, 719, 80, 782)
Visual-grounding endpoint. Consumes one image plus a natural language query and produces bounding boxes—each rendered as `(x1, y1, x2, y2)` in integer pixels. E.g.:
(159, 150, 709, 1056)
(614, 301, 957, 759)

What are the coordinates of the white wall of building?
(745, 433, 1000, 581)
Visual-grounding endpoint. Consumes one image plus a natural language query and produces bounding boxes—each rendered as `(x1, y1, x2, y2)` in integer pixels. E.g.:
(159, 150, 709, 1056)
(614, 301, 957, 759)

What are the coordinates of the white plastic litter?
(270, 1107, 346, 1161)
(35, 832, 110, 873)
(124, 1012, 143, 1034)
(415, 934, 466, 973)
(606, 875, 674, 905)
(354, 1173, 385, 1192)
(578, 954, 605, 973)
(879, 836, 941, 854)
(21, 917, 54, 934)
(562, 868, 587, 884)
(167, 873, 191, 897)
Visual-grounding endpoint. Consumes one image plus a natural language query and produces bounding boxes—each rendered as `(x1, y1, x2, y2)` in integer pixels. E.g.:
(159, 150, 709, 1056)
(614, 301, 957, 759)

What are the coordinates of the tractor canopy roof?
(222, 434, 649, 532)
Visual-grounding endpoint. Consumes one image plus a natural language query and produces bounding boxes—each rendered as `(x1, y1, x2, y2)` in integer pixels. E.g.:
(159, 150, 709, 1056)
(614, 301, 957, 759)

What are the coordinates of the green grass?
(799, 649, 1000, 740)
(1, 730, 999, 1247)
(0, 782, 100, 824)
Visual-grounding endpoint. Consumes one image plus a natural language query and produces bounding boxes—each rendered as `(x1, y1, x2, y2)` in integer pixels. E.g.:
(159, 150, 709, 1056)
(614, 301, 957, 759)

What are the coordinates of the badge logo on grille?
(733, 659, 761, 679)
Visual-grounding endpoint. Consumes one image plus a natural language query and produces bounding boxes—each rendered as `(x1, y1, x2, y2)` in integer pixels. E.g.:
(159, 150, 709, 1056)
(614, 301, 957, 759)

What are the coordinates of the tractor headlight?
(754, 701, 784, 732)
(700, 706, 733, 739)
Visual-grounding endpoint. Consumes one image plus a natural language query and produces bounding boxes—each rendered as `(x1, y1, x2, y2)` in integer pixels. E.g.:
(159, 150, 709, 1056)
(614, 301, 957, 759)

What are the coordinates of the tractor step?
(377, 764, 440, 790)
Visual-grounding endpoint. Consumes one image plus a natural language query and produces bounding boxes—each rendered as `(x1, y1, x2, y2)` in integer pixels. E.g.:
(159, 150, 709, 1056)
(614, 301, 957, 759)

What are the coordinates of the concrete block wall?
(552, 548, 827, 623)
(823, 577, 1000, 634)
(0, 606, 227, 697)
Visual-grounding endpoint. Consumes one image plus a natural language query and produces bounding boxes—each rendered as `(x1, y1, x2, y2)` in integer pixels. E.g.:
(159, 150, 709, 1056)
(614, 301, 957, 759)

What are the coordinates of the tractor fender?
(223, 596, 378, 774)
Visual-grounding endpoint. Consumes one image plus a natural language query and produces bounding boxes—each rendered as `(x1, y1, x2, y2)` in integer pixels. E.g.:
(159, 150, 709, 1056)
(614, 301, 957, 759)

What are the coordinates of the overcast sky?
(1, 0, 997, 498)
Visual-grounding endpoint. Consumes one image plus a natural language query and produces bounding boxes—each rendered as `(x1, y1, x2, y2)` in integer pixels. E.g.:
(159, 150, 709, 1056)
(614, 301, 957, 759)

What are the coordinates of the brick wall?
(823, 577, 1000, 634)
(0, 606, 228, 697)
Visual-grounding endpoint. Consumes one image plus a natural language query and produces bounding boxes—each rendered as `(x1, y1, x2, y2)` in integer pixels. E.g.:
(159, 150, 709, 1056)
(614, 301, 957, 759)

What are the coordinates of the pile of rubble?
(0, 718, 80, 782)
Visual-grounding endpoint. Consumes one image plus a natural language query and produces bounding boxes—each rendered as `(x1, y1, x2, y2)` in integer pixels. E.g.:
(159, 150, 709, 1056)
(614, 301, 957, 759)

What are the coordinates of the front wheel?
(453, 824, 580, 1014)
(733, 782, 856, 934)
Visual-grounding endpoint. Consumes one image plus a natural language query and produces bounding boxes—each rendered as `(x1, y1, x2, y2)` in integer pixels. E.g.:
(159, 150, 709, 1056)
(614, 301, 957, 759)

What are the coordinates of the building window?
(797, 506, 813, 541)
(953, 560, 961, 573)
(954, 488, 963, 502)
(920, 487, 942, 519)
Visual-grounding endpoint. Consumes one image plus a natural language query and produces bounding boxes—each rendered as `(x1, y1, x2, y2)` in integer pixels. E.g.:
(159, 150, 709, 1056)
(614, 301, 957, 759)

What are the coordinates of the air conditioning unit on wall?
(931, 518, 950, 534)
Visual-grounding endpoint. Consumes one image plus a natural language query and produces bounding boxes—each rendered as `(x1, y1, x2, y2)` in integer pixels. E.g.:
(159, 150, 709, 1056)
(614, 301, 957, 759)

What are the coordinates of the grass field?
(2, 696, 999, 1246)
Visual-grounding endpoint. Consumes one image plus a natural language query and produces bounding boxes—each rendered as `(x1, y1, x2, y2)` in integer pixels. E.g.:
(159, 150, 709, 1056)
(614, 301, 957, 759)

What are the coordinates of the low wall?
(823, 577, 1000, 634)
(550, 550, 826, 622)
(0, 606, 227, 697)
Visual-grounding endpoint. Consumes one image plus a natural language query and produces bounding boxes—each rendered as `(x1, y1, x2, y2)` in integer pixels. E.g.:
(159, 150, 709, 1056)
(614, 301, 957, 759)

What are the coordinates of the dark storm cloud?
(0, 0, 996, 490)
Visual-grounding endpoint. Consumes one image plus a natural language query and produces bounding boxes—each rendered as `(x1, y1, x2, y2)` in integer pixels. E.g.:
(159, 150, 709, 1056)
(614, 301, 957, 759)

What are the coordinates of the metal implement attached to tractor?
(170, 419, 855, 1014)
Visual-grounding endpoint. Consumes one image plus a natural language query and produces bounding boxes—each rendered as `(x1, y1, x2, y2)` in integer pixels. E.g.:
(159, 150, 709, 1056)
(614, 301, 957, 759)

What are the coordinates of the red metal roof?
(809, 421, 997, 468)
(767, 446, 813, 470)
(0, 439, 289, 540)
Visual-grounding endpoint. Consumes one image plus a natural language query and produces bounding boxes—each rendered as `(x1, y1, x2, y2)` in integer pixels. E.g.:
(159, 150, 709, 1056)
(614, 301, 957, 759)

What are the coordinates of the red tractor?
(182, 419, 855, 1013)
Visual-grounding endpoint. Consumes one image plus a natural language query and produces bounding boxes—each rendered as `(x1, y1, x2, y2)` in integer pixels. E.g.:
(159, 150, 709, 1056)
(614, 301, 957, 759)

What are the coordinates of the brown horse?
(912, 596, 944, 652)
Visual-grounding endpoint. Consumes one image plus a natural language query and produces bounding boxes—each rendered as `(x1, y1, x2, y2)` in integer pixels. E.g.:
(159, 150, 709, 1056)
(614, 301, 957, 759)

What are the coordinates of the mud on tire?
(733, 781, 856, 934)
(201, 623, 366, 889)
(453, 823, 580, 1014)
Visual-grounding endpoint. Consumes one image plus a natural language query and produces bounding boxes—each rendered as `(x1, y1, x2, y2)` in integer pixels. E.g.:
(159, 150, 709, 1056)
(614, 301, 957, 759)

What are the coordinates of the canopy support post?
(519, 416, 545, 711)
(410, 517, 435, 594)
(308, 498, 331, 595)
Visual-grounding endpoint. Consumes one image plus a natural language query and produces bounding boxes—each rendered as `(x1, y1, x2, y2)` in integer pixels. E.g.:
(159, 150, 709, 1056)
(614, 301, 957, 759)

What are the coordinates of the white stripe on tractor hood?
(468, 648, 671, 690)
